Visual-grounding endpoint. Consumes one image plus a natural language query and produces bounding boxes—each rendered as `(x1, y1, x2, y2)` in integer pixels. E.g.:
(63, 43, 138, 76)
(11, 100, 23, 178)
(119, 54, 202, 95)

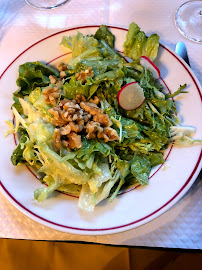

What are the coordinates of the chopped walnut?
(49, 75, 57, 84)
(75, 94, 87, 104)
(86, 121, 103, 139)
(89, 96, 100, 105)
(61, 112, 74, 123)
(97, 127, 119, 142)
(49, 75, 63, 87)
(48, 107, 67, 127)
(93, 113, 112, 127)
(61, 139, 69, 148)
(63, 100, 80, 111)
(59, 125, 71, 135)
(60, 122, 84, 135)
(77, 119, 85, 127)
(68, 122, 84, 133)
(75, 67, 94, 84)
(60, 71, 66, 78)
(80, 101, 102, 115)
(59, 98, 72, 107)
(58, 62, 68, 72)
(72, 111, 85, 122)
(66, 132, 82, 149)
(43, 86, 61, 106)
(49, 93, 119, 149)
(83, 111, 92, 123)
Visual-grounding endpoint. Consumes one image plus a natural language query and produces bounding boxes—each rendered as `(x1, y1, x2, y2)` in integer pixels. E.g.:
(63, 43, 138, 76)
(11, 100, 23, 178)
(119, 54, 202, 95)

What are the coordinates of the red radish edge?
(117, 82, 145, 111)
(140, 56, 161, 79)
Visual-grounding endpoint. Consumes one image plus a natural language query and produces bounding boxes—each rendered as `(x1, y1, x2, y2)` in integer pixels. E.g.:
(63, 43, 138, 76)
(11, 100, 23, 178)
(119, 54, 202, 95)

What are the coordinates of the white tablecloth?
(0, 0, 201, 249)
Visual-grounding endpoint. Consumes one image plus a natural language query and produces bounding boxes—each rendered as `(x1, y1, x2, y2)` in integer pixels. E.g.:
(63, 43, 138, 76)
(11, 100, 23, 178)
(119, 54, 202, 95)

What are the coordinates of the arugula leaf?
(131, 153, 151, 185)
(96, 69, 125, 104)
(148, 98, 176, 115)
(143, 129, 168, 151)
(131, 152, 164, 185)
(165, 84, 188, 99)
(76, 138, 112, 160)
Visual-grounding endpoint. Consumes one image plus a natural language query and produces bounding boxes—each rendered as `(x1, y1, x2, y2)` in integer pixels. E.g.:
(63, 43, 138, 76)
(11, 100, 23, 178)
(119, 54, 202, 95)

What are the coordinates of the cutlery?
(175, 41, 190, 66)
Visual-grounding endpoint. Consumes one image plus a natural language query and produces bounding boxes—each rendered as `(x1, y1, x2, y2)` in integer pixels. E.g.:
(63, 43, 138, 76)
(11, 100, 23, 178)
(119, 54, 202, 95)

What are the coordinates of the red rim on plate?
(0, 25, 201, 234)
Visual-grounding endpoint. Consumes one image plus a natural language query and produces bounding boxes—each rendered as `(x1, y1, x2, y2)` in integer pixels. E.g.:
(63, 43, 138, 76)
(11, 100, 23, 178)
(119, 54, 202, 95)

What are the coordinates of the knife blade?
(175, 42, 190, 66)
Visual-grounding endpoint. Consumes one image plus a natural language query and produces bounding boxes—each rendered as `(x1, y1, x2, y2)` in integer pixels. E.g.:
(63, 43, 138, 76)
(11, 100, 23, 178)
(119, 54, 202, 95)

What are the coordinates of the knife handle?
(175, 42, 190, 66)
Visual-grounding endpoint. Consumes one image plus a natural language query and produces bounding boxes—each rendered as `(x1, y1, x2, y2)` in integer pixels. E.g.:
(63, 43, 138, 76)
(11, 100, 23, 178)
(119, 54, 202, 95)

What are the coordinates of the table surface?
(0, 0, 201, 249)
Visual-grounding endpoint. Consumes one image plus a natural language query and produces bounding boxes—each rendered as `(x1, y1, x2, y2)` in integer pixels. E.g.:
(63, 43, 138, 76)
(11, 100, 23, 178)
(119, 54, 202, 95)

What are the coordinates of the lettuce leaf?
(61, 31, 102, 67)
(131, 152, 164, 185)
(11, 134, 29, 166)
(37, 143, 90, 185)
(34, 143, 114, 203)
(123, 22, 159, 61)
(27, 87, 41, 104)
(28, 119, 54, 144)
(78, 170, 120, 212)
(68, 48, 101, 67)
(76, 138, 112, 160)
(94, 25, 115, 48)
(76, 58, 123, 77)
(143, 34, 160, 61)
(18, 97, 50, 123)
(101, 100, 141, 141)
(88, 163, 112, 194)
(99, 39, 123, 59)
(62, 76, 98, 99)
(60, 31, 99, 57)
(22, 137, 37, 166)
(12, 96, 24, 115)
(123, 23, 140, 56)
(15, 61, 59, 97)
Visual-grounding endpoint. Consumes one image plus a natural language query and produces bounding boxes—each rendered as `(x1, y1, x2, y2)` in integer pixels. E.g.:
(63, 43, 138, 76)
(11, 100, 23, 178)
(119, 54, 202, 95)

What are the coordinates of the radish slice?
(140, 56, 161, 79)
(117, 82, 145, 111)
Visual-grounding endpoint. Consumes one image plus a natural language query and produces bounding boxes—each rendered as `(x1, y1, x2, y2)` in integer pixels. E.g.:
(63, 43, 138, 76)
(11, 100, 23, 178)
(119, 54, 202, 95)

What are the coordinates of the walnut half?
(43, 86, 61, 106)
(97, 127, 119, 142)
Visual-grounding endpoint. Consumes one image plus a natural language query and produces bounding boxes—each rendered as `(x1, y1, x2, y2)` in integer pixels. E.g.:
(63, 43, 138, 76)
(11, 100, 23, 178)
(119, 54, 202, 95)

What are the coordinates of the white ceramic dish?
(0, 26, 201, 235)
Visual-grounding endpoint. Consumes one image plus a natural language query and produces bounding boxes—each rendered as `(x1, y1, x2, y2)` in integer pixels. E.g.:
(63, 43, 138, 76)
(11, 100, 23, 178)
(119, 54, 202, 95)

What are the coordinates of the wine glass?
(175, 0, 202, 43)
(25, 0, 71, 10)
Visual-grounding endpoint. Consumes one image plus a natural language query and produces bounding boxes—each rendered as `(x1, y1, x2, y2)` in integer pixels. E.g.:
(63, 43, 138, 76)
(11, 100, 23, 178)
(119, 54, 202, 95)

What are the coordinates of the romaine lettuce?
(94, 25, 115, 48)
(123, 22, 159, 61)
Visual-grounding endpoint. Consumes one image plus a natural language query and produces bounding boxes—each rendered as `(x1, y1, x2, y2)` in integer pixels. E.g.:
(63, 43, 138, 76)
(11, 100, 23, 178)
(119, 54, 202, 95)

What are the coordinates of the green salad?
(8, 23, 201, 212)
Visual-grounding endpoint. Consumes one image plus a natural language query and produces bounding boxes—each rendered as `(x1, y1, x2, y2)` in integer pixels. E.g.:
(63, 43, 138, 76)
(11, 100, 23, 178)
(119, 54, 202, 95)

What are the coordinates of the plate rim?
(0, 25, 202, 235)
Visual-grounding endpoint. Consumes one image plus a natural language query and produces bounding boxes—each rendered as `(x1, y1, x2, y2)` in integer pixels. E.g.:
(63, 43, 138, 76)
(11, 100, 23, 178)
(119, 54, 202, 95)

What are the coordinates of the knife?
(175, 42, 190, 66)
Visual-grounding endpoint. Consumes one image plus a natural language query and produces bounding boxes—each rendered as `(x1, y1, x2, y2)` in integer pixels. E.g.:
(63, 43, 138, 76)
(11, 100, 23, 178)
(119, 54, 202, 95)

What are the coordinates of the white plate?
(0, 26, 201, 235)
